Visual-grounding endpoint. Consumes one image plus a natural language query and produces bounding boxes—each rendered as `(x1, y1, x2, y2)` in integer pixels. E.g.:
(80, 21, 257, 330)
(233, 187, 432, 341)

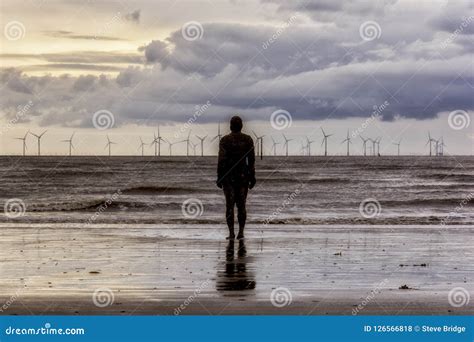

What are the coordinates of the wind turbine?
(306, 136, 315, 156)
(184, 130, 192, 156)
(341, 130, 352, 156)
(433, 138, 441, 156)
(15, 130, 29, 156)
(375, 137, 382, 156)
(320, 127, 332, 156)
(138, 136, 146, 156)
(360, 135, 369, 156)
(30, 130, 47, 156)
(369, 138, 377, 156)
(165, 139, 185, 156)
(191, 142, 198, 156)
(392, 138, 401, 156)
(61, 132, 76, 156)
(104, 135, 116, 156)
(252, 130, 265, 160)
(210, 123, 222, 144)
(271, 137, 280, 156)
(282, 133, 292, 157)
(300, 141, 307, 156)
(425, 131, 434, 156)
(151, 126, 165, 156)
(196, 135, 207, 157)
(439, 137, 446, 156)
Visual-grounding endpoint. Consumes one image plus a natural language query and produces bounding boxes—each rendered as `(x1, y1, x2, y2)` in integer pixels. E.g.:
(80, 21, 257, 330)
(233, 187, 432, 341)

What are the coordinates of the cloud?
(43, 30, 126, 41)
(1, 1, 472, 128)
(0, 52, 142, 65)
(125, 10, 141, 24)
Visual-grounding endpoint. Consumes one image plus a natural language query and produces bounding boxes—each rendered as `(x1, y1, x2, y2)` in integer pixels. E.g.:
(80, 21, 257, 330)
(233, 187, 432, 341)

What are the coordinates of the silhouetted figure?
(216, 239, 256, 292)
(216, 116, 256, 240)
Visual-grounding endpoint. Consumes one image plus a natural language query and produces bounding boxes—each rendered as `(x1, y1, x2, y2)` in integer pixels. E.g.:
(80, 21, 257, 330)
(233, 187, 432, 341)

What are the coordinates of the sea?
(1, 155, 473, 227)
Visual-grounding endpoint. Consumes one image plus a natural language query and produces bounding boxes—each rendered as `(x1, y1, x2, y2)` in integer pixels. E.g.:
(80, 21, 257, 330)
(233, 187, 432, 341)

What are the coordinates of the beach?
(0, 156, 473, 315)
(0, 224, 472, 315)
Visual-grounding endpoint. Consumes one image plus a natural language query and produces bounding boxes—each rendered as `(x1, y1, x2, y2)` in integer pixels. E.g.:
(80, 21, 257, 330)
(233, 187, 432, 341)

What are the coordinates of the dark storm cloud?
(1, 1, 473, 127)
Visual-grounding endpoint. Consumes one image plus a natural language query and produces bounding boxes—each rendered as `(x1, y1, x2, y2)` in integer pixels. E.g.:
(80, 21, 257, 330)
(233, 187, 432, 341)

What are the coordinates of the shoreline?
(1, 225, 472, 315)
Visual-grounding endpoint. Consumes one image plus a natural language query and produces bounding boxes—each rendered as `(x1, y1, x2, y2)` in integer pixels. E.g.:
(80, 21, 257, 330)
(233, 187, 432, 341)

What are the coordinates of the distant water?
(0, 156, 473, 226)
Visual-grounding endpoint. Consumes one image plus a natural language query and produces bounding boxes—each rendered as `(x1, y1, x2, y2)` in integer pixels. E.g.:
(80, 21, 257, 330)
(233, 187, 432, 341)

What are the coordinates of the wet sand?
(0, 224, 472, 315)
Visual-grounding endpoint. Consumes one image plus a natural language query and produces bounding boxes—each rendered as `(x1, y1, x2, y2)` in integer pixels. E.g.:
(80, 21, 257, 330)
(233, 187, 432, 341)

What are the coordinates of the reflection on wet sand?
(216, 239, 256, 294)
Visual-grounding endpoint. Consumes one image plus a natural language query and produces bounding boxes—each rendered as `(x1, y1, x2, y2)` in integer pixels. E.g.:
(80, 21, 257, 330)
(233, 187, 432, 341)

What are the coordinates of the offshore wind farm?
(4, 125, 457, 157)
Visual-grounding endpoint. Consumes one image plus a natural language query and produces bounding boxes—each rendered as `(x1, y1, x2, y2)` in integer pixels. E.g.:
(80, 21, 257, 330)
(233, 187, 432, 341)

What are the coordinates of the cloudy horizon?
(0, 0, 472, 155)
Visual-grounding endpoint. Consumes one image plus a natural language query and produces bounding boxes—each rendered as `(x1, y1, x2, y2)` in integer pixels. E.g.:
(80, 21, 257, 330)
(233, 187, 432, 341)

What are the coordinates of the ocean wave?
(416, 174, 474, 182)
(121, 186, 201, 195)
(26, 199, 179, 212)
(380, 198, 474, 207)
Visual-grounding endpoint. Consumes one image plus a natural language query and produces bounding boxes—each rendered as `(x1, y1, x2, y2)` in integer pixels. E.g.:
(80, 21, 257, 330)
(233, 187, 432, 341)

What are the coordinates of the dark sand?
(0, 224, 472, 315)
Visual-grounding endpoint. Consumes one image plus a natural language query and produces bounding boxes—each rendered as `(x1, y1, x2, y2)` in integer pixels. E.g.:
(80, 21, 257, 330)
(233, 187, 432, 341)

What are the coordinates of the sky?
(0, 0, 473, 155)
